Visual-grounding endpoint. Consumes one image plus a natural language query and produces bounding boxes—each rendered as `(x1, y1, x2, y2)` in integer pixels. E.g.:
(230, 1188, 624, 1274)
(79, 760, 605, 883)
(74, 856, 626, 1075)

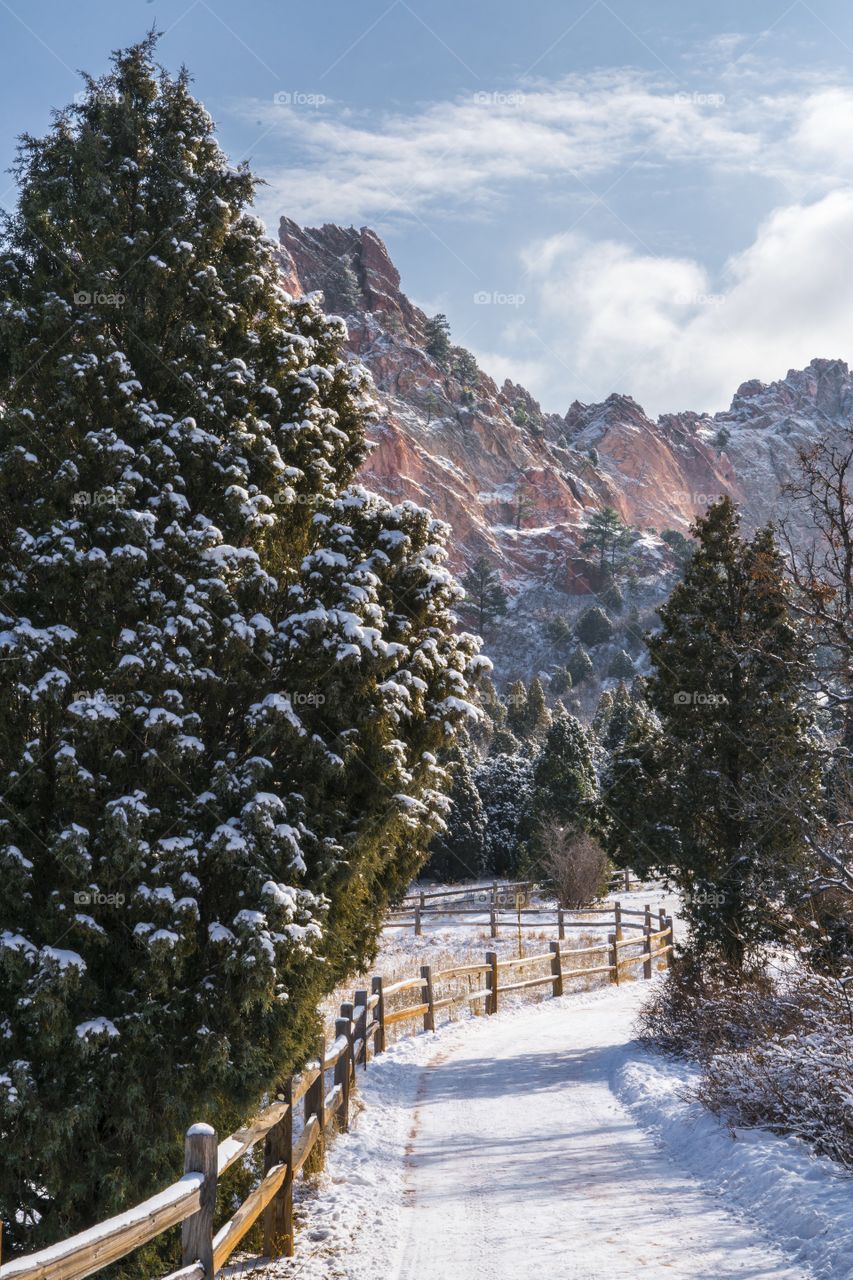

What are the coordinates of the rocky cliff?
(277, 216, 852, 683)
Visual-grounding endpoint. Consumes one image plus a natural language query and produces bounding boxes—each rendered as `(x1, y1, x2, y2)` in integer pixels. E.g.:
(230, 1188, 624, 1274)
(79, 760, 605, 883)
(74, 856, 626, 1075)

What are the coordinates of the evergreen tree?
(451, 346, 479, 389)
(581, 506, 626, 572)
(550, 665, 572, 696)
(660, 527, 693, 573)
(426, 748, 487, 881)
(0, 43, 483, 1254)
(545, 615, 573, 650)
(525, 710, 598, 865)
(505, 677, 549, 740)
(567, 645, 594, 686)
(592, 688, 616, 743)
(462, 554, 508, 635)
(581, 506, 634, 580)
(525, 677, 550, 737)
(607, 648, 635, 679)
(505, 679, 528, 738)
(424, 313, 451, 366)
(474, 753, 533, 875)
(489, 725, 520, 755)
(605, 499, 820, 967)
(600, 580, 624, 613)
(575, 605, 614, 647)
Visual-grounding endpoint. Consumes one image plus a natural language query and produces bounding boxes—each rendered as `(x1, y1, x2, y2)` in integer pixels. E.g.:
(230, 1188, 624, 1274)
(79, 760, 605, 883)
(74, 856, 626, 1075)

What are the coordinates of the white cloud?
(517, 188, 853, 415)
(242, 70, 767, 226)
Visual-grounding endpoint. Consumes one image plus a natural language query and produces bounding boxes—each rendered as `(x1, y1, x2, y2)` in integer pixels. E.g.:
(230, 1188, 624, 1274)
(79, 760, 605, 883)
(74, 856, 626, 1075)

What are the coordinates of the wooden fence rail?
(394, 871, 647, 917)
(0, 907, 673, 1280)
(385, 900, 657, 938)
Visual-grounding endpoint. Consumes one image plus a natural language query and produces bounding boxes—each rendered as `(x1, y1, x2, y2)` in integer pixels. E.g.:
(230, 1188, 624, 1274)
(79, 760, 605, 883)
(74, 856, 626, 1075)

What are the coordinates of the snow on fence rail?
(0, 903, 673, 1280)
(387, 890, 658, 938)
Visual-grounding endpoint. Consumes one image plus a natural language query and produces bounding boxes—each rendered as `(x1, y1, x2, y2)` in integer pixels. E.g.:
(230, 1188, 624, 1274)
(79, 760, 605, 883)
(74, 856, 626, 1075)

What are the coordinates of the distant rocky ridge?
(277, 216, 853, 681)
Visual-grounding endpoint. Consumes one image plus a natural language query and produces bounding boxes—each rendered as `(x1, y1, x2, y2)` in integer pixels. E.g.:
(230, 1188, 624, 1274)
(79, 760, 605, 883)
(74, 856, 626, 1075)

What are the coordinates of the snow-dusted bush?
(639, 964, 853, 1167)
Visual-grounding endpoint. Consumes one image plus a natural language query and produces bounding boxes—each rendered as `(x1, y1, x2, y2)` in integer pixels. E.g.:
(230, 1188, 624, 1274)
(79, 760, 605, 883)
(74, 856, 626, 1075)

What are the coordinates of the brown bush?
(538, 821, 609, 908)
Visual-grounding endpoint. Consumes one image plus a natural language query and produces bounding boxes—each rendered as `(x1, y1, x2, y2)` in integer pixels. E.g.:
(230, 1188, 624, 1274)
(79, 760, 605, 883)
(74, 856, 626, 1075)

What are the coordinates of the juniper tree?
(426, 747, 487, 881)
(0, 40, 482, 1255)
(474, 752, 533, 875)
(567, 644, 594, 686)
(524, 709, 598, 871)
(604, 499, 820, 967)
(575, 605, 614, 647)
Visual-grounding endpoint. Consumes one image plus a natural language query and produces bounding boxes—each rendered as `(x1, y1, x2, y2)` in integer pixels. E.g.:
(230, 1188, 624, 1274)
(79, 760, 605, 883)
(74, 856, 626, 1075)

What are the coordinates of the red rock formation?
(277, 217, 853, 618)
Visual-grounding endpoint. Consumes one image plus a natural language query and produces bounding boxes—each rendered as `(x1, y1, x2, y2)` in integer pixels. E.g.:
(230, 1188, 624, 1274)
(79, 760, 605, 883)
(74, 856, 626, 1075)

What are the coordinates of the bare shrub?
(539, 821, 609, 908)
(638, 962, 853, 1167)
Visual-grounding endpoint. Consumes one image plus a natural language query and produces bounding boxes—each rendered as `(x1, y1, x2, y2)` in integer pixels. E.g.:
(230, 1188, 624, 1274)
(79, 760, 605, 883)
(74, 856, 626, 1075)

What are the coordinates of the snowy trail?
(395, 992, 810, 1280)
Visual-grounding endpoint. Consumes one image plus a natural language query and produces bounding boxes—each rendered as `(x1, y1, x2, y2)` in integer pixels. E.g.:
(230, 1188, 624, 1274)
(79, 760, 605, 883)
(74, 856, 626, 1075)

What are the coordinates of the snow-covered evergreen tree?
(426, 746, 487, 881)
(0, 40, 483, 1252)
(474, 753, 533, 875)
(524, 710, 598, 868)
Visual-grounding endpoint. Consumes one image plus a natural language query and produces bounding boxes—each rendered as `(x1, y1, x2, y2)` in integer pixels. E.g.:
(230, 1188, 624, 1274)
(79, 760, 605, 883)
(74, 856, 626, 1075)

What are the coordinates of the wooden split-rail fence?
(0, 902, 673, 1280)
(389, 884, 652, 938)
(392, 872, 641, 930)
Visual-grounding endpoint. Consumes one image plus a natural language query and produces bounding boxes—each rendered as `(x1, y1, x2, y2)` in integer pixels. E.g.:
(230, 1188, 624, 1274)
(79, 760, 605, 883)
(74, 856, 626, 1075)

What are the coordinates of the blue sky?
(3, 1, 853, 414)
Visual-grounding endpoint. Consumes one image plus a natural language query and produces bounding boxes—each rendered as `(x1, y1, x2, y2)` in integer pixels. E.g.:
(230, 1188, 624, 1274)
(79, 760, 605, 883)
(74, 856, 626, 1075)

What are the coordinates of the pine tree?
(567, 645, 594, 686)
(575, 605, 614, 647)
(474, 753, 533, 875)
(550, 665, 572, 696)
(605, 499, 820, 967)
(505, 680, 529, 738)
(525, 677, 550, 737)
(607, 648, 635, 679)
(424, 313, 451, 366)
(0, 42, 483, 1254)
(531, 710, 597, 823)
(462, 554, 508, 635)
(524, 710, 598, 870)
(581, 507, 625, 572)
(451, 346, 479, 389)
(426, 747, 487, 881)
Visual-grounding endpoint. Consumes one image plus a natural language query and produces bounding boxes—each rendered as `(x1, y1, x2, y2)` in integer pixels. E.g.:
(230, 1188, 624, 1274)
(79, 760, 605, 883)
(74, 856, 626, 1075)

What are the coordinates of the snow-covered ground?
(259, 981, 853, 1280)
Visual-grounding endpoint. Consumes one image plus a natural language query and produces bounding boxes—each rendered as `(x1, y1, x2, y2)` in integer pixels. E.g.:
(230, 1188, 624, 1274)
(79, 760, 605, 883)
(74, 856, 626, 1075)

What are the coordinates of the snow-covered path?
(396, 992, 808, 1280)
(263, 983, 853, 1280)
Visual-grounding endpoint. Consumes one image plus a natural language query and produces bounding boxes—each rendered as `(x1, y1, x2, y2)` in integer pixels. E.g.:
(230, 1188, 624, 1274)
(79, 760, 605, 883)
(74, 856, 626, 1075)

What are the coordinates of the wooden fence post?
(643, 927, 653, 979)
(557, 905, 565, 941)
(489, 904, 498, 938)
(304, 1038, 326, 1171)
(335, 1015, 353, 1132)
(614, 900, 623, 941)
(263, 1081, 293, 1259)
(182, 1124, 218, 1279)
(549, 940, 563, 997)
(608, 933, 619, 986)
(624, 868, 630, 892)
(659, 906, 667, 936)
(644, 902, 652, 932)
(354, 990, 369, 1068)
(665, 915, 674, 968)
(371, 974, 386, 1054)
(421, 965, 436, 1032)
(486, 950, 499, 1014)
(414, 900, 422, 936)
